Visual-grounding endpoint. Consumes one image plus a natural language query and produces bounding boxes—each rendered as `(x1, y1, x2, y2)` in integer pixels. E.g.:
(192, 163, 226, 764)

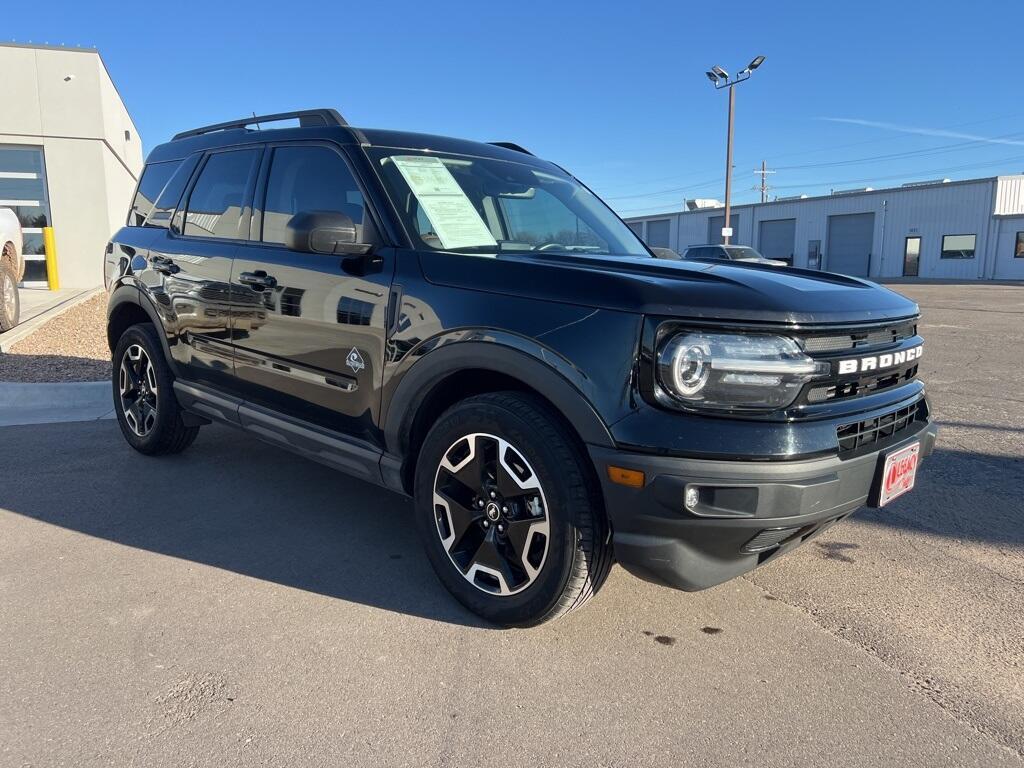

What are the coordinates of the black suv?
(105, 109, 937, 626)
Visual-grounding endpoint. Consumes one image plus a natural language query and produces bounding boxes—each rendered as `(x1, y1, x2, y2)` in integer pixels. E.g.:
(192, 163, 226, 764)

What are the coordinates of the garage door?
(758, 218, 796, 264)
(826, 213, 874, 276)
(708, 214, 741, 244)
(645, 219, 670, 248)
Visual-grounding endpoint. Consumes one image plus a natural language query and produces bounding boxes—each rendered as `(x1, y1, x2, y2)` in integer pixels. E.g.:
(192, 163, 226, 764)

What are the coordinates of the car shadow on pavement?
(0, 420, 494, 629)
(856, 446, 1023, 547)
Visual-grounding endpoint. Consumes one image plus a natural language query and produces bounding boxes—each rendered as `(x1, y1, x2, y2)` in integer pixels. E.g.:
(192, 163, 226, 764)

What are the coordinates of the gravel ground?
(0, 293, 110, 382)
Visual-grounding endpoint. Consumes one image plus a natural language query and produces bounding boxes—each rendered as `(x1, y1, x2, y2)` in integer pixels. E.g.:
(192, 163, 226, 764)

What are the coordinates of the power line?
(770, 153, 1024, 191)
(587, 111, 1024, 197)
(775, 130, 1024, 171)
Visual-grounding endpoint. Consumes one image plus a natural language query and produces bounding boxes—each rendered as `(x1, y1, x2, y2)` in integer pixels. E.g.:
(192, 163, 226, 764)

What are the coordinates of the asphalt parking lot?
(1, 283, 1021, 767)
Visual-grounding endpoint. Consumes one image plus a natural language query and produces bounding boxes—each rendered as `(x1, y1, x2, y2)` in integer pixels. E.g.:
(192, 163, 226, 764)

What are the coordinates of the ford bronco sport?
(105, 109, 937, 626)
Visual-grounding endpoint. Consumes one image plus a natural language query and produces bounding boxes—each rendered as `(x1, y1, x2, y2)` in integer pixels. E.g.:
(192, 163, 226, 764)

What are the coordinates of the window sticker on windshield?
(391, 156, 498, 252)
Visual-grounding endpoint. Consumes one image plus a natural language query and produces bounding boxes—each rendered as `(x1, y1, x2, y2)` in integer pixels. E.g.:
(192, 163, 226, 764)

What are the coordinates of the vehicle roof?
(145, 123, 560, 172)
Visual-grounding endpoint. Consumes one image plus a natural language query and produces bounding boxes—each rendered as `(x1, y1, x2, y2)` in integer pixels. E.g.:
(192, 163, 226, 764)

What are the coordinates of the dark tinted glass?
(184, 149, 260, 239)
(145, 154, 199, 231)
(129, 161, 179, 226)
(261, 146, 364, 245)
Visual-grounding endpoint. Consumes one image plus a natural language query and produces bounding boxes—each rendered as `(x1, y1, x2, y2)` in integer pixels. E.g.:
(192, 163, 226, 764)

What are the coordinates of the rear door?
(228, 141, 393, 443)
(139, 146, 262, 392)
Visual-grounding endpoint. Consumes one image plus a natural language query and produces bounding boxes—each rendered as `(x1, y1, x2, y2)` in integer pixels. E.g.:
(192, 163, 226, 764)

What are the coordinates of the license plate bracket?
(870, 441, 920, 507)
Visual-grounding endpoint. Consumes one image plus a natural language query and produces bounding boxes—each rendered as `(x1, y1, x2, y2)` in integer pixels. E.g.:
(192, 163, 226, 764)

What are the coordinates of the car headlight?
(656, 332, 828, 411)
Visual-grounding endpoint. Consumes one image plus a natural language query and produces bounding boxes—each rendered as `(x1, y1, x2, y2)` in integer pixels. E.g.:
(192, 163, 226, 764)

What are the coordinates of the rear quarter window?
(128, 161, 181, 226)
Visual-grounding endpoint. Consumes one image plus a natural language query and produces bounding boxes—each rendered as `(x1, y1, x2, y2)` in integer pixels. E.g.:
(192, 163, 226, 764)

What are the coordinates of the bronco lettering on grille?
(837, 345, 923, 375)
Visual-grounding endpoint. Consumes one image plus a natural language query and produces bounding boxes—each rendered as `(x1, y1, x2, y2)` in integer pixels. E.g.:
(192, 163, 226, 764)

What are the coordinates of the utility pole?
(723, 86, 735, 244)
(754, 160, 776, 203)
(705, 56, 766, 245)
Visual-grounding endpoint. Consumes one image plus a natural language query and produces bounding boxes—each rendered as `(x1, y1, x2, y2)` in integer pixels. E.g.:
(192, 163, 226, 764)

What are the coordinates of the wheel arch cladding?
(385, 341, 615, 494)
(106, 287, 176, 374)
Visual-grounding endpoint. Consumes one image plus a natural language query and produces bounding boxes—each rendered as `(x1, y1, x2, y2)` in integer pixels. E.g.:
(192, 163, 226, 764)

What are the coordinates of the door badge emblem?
(346, 348, 366, 373)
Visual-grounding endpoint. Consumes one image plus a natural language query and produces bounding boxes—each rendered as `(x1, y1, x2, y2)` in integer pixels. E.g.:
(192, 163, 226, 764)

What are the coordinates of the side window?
(183, 149, 260, 239)
(261, 145, 365, 245)
(129, 161, 180, 226)
(145, 154, 200, 230)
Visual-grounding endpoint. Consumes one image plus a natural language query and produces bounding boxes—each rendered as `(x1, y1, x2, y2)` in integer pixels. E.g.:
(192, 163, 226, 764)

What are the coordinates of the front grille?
(807, 364, 920, 403)
(801, 321, 917, 354)
(795, 318, 922, 405)
(836, 400, 925, 458)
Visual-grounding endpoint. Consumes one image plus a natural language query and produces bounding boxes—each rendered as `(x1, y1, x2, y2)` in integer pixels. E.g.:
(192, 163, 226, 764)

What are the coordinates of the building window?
(0, 145, 51, 286)
(646, 219, 670, 248)
(940, 234, 976, 259)
(1015, 232, 1024, 258)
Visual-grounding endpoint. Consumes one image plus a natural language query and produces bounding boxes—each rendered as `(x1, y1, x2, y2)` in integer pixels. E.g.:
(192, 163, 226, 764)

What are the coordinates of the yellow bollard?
(43, 226, 59, 291)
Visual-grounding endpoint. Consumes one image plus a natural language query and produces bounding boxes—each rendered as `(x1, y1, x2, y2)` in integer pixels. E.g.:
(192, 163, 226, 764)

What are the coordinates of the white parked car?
(682, 244, 788, 267)
(0, 207, 25, 331)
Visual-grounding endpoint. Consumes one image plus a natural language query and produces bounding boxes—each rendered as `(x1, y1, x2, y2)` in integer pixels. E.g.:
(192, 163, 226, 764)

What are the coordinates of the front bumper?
(588, 417, 938, 591)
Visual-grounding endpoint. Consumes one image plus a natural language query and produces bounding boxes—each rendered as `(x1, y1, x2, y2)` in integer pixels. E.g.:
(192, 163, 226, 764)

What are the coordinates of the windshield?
(368, 148, 650, 258)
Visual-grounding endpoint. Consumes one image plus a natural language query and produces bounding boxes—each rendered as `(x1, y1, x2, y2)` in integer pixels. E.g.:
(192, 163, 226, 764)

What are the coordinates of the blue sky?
(9, 0, 1024, 214)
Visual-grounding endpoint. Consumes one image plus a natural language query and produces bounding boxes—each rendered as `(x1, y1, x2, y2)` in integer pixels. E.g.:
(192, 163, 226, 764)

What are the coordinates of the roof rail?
(489, 141, 534, 156)
(172, 108, 347, 141)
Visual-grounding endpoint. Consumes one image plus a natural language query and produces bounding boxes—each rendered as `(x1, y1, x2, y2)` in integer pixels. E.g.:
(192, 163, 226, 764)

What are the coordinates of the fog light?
(684, 486, 700, 512)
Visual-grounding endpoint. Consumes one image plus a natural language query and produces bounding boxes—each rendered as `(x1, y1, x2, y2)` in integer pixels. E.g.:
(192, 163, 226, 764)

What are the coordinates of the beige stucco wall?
(0, 44, 143, 289)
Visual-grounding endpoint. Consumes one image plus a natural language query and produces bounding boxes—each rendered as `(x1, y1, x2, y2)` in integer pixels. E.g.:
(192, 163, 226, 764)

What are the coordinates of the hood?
(418, 251, 918, 325)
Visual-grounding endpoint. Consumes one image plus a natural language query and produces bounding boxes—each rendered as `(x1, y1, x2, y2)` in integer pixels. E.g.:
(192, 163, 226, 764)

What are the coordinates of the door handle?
(239, 271, 277, 291)
(150, 255, 179, 275)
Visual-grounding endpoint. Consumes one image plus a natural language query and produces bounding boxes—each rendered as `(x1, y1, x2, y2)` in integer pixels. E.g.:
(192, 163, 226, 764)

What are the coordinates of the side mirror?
(650, 247, 681, 260)
(285, 211, 373, 256)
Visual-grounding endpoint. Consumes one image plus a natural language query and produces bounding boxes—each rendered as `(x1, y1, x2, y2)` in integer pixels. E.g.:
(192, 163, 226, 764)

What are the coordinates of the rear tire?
(112, 323, 199, 455)
(414, 391, 612, 627)
(0, 263, 19, 332)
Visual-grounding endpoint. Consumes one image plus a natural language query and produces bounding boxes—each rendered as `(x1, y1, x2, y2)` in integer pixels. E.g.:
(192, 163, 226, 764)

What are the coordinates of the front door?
(229, 142, 393, 444)
(903, 236, 921, 277)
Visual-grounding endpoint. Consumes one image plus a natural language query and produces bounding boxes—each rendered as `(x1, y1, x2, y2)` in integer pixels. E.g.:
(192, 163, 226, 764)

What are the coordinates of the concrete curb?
(0, 381, 115, 427)
(0, 286, 103, 353)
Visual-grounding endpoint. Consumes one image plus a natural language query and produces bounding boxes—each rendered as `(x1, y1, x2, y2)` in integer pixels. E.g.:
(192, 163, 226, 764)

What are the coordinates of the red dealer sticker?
(877, 442, 920, 507)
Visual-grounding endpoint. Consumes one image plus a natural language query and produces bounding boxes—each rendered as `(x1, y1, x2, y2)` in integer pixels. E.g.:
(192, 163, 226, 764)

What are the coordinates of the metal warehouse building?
(625, 176, 1024, 281)
(0, 42, 142, 289)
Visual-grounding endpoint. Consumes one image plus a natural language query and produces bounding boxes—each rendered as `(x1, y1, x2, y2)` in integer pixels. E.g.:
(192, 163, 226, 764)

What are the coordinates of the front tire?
(112, 323, 199, 455)
(414, 392, 612, 627)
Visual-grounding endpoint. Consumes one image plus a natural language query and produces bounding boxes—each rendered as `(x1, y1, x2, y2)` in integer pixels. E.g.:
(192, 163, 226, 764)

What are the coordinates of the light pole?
(705, 55, 766, 245)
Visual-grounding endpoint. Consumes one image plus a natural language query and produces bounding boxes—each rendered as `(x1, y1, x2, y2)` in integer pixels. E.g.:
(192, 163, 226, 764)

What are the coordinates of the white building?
(0, 43, 142, 289)
(625, 176, 1024, 281)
